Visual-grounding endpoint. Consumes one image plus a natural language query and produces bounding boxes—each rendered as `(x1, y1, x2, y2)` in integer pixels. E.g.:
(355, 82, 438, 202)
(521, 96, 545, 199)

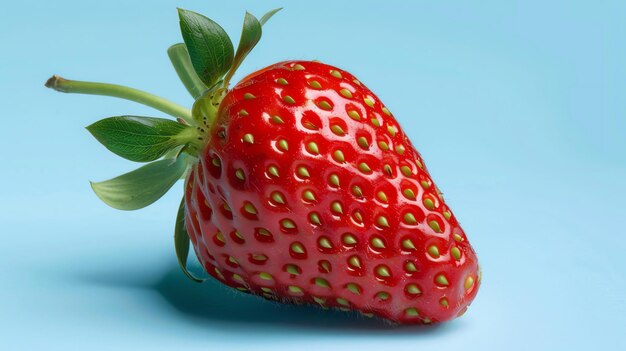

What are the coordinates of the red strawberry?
(46, 8, 480, 325)
(184, 60, 480, 324)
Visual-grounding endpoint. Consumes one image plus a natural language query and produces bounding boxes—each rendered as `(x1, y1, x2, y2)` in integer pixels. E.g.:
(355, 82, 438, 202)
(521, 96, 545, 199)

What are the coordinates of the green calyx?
(44, 7, 282, 283)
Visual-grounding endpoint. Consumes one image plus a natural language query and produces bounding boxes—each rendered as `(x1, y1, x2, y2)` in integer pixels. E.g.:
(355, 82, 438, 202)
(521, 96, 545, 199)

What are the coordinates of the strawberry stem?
(167, 43, 208, 99)
(45, 75, 194, 125)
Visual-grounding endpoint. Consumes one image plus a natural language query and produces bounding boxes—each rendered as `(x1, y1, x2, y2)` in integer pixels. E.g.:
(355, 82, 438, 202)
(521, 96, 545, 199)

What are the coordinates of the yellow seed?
(465, 276, 475, 290)
(276, 78, 288, 85)
(429, 220, 442, 233)
(271, 192, 285, 204)
(440, 298, 449, 308)
(405, 261, 418, 272)
(337, 298, 349, 306)
(297, 166, 310, 178)
(406, 284, 421, 295)
(387, 125, 397, 137)
(403, 189, 416, 200)
(259, 272, 273, 280)
(395, 144, 406, 155)
(252, 254, 267, 261)
(330, 70, 342, 78)
(291, 242, 305, 254)
(364, 97, 374, 107)
(348, 256, 361, 269)
(243, 133, 254, 144)
(315, 277, 330, 288)
(235, 169, 245, 180)
(331, 201, 343, 214)
(243, 93, 255, 100)
(376, 266, 391, 277)
(307, 142, 319, 154)
(382, 107, 391, 116)
(339, 89, 353, 98)
(358, 162, 372, 173)
(402, 239, 416, 250)
(309, 212, 321, 225)
(268, 165, 279, 177)
(328, 174, 340, 187)
(377, 216, 389, 227)
(352, 185, 363, 197)
(443, 211, 452, 220)
(371, 237, 385, 249)
(313, 296, 326, 305)
(342, 234, 357, 245)
(436, 274, 449, 286)
(292, 63, 305, 70)
(318, 101, 332, 110)
(428, 245, 440, 258)
(401, 166, 412, 177)
(309, 80, 322, 89)
(330, 125, 345, 136)
(302, 190, 316, 202)
(281, 219, 296, 229)
(453, 233, 464, 242)
(405, 307, 419, 317)
(285, 264, 300, 275)
(277, 139, 288, 151)
(378, 141, 389, 151)
(357, 137, 369, 149)
(424, 198, 435, 210)
(215, 231, 225, 243)
(346, 283, 361, 295)
(370, 118, 381, 127)
(234, 231, 245, 241)
(283, 95, 295, 104)
(376, 191, 388, 203)
(318, 237, 333, 249)
(383, 164, 393, 176)
(376, 292, 390, 300)
(271, 115, 284, 124)
(333, 150, 345, 163)
(288, 286, 303, 294)
(239, 109, 249, 116)
(244, 203, 257, 215)
(348, 110, 361, 121)
(353, 211, 363, 222)
(451, 247, 461, 260)
(421, 180, 431, 189)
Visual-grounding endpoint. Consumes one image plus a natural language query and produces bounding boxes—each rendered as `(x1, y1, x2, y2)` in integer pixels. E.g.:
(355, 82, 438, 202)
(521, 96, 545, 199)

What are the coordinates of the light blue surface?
(1, 0, 625, 349)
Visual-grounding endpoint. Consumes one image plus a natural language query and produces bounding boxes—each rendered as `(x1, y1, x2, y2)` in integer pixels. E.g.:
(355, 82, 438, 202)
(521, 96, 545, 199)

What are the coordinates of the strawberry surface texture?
(46, 8, 481, 326)
(184, 61, 480, 324)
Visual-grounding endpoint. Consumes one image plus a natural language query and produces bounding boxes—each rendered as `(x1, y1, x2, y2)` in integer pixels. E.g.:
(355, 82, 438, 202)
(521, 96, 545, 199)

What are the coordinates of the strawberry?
(46, 8, 480, 325)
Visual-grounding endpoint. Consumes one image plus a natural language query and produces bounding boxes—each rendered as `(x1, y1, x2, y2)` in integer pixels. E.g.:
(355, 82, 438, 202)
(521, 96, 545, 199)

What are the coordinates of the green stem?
(45, 75, 194, 125)
(167, 43, 208, 100)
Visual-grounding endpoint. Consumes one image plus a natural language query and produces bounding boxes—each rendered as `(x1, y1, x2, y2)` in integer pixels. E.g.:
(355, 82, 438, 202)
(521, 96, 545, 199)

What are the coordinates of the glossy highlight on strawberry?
(46, 7, 480, 325)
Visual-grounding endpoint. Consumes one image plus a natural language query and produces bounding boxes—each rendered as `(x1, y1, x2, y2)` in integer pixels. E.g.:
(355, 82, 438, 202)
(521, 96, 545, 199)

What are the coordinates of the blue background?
(1, 0, 624, 349)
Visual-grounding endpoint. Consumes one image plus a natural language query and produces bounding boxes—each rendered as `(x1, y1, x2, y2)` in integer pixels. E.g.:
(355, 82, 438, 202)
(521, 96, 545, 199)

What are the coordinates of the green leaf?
(167, 43, 209, 99)
(90, 156, 188, 210)
(87, 116, 191, 162)
(178, 8, 234, 87)
(222, 12, 261, 87)
(259, 8, 282, 26)
(174, 197, 206, 283)
(223, 9, 281, 87)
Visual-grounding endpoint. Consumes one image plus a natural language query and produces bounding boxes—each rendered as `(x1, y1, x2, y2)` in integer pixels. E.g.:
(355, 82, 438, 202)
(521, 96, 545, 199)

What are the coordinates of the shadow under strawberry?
(152, 265, 464, 334)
